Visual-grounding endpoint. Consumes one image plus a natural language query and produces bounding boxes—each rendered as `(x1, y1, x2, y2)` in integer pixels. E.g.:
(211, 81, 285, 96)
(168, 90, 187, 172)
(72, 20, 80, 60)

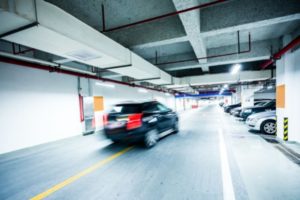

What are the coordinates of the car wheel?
(144, 129, 159, 148)
(173, 120, 179, 133)
(260, 120, 276, 135)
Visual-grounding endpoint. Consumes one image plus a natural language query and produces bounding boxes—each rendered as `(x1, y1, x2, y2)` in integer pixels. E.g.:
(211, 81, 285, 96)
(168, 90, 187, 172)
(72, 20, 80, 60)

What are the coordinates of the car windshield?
(263, 101, 275, 107)
(255, 102, 267, 106)
(110, 104, 141, 114)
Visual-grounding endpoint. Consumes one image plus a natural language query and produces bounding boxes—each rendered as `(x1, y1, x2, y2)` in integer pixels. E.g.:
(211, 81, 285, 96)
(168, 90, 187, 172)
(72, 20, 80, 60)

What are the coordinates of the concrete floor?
(1, 105, 300, 200)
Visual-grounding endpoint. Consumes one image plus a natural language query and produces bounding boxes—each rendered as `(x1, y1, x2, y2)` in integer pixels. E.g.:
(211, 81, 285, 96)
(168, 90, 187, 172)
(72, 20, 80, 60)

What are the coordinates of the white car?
(246, 111, 276, 134)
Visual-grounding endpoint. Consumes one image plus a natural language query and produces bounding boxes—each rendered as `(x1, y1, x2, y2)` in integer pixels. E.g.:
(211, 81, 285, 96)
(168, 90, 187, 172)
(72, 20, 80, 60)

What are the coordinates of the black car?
(230, 101, 270, 117)
(103, 101, 179, 148)
(240, 100, 276, 120)
(223, 103, 241, 113)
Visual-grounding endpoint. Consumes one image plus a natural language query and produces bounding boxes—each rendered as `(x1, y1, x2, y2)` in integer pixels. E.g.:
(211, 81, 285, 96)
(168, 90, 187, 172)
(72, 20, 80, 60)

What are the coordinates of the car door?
(156, 103, 175, 131)
(265, 101, 276, 111)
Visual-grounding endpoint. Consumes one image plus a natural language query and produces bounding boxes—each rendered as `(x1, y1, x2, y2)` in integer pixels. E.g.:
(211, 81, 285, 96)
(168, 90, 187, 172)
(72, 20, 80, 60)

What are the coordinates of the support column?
(276, 35, 300, 142)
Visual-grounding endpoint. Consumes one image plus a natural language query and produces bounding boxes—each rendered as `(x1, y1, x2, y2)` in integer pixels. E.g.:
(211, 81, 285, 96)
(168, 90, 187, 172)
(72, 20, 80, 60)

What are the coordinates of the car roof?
(116, 100, 157, 106)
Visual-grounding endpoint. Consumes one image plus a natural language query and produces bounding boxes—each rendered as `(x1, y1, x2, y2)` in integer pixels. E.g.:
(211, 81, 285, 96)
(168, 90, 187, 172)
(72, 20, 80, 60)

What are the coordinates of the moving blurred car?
(223, 103, 241, 113)
(240, 100, 276, 120)
(246, 111, 276, 134)
(103, 101, 179, 148)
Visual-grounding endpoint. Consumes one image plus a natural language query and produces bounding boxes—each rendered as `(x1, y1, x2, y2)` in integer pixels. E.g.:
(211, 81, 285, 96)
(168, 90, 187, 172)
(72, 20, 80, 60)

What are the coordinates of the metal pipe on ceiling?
(261, 35, 300, 69)
(0, 54, 175, 94)
(157, 32, 251, 66)
(102, 0, 228, 32)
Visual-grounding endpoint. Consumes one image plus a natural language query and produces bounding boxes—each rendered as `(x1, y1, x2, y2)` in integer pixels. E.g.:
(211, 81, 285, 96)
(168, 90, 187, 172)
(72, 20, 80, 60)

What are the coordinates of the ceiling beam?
(172, 0, 208, 71)
(130, 36, 188, 50)
(161, 38, 280, 71)
(200, 0, 300, 37)
(166, 70, 273, 88)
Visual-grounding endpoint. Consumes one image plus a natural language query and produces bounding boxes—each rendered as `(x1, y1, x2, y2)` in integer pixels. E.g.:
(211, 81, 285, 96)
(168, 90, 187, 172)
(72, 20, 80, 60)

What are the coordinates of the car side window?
(143, 103, 160, 113)
(157, 103, 170, 112)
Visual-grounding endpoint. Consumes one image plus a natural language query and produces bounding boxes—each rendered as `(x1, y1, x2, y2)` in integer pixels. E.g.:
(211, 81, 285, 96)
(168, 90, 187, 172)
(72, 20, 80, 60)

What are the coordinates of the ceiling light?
(231, 64, 241, 74)
(138, 88, 148, 93)
(165, 93, 171, 96)
(95, 82, 115, 88)
(219, 88, 225, 94)
(223, 84, 229, 89)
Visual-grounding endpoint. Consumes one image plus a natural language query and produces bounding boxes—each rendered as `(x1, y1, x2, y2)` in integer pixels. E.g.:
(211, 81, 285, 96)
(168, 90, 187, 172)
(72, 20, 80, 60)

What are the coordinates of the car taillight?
(126, 113, 143, 130)
(103, 114, 108, 126)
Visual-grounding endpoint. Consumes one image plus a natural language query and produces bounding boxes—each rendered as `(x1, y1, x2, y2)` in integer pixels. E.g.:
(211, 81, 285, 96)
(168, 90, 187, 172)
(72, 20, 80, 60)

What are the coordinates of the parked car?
(246, 111, 276, 134)
(103, 101, 179, 148)
(240, 100, 276, 120)
(230, 101, 271, 117)
(230, 107, 242, 116)
(223, 103, 241, 113)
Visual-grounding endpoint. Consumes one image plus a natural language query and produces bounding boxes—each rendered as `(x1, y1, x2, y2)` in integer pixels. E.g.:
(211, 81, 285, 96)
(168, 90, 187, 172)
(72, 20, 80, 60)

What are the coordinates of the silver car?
(246, 111, 276, 134)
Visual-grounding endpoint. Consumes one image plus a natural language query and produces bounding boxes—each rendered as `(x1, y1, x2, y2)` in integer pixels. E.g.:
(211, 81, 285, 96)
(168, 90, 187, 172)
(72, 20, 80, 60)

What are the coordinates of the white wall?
(276, 41, 300, 143)
(254, 92, 276, 100)
(0, 62, 176, 153)
(0, 63, 82, 154)
(90, 79, 175, 111)
(241, 85, 263, 108)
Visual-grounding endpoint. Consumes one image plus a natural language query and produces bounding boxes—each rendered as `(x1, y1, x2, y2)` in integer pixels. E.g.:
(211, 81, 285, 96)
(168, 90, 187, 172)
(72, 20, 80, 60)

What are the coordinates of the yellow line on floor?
(30, 146, 134, 200)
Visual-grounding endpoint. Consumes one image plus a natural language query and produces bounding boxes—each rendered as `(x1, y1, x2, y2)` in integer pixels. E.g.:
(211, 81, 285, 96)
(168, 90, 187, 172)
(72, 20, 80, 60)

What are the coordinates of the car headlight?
(251, 118, 258, 123)
(244, 109, 252, 113)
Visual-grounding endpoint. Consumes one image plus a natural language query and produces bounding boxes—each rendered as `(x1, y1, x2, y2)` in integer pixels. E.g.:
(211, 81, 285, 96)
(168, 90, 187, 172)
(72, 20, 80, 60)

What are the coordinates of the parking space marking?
(30, 146, 134, 200)
(219, 128, 236, 200)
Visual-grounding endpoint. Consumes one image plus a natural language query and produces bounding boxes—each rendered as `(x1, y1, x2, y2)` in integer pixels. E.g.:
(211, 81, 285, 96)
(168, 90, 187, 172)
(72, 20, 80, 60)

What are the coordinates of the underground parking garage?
(0, 0, 300, 199)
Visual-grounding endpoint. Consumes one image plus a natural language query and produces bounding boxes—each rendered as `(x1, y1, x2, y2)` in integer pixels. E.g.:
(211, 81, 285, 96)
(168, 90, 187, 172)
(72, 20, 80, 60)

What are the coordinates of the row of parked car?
(220, 100, 276, 135)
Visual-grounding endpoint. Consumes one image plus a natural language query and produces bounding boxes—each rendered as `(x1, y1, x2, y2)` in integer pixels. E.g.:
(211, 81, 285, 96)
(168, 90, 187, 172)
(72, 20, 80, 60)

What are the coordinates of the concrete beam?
(130, 36, 188, 50)
(166, 70, 273, 88)
(172, 0, 208, 71)
(162, 39, 281, 71)
(200, 0, 300, 37)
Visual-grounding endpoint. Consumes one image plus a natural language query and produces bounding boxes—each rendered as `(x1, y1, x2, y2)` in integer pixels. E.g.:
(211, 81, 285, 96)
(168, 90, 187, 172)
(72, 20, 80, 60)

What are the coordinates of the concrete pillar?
(276, 35, 300, 142)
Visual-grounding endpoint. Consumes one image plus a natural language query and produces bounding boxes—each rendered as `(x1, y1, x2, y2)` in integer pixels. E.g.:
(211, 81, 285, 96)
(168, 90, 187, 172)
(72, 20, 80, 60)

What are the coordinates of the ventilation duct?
(0, 0, 172, 84)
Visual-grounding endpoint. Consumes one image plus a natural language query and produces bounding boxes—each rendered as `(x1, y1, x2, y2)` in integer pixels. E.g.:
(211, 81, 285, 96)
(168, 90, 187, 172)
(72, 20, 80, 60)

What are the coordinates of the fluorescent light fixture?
(219, 88, 225, 94)
(267, 85, 273, 89)
(231, 64, 241, 74)
(223, 84, 229, 89)
(138, 88, 148, 93)
(95, 82, 115, 88)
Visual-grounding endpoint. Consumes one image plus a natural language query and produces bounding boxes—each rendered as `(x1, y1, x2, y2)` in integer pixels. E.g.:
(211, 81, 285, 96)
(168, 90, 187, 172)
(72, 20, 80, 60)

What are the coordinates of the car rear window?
(110, 104, 141, 114)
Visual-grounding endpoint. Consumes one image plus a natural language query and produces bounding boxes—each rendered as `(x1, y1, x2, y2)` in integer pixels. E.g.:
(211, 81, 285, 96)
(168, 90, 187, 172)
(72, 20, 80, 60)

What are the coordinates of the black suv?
(103, 101, 179, 147)
(223, 103, 241, 113)
(240, 100, 276, 120)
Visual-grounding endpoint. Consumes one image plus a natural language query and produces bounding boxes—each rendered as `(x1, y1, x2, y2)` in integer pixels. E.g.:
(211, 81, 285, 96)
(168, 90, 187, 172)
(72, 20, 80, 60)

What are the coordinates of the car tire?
(144, 129, 159, 148)
(260, 120, 276, 135)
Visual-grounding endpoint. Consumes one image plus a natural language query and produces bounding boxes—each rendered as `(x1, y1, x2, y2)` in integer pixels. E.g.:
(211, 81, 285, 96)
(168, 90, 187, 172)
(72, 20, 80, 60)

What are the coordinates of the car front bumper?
(246, 119, 260, 131)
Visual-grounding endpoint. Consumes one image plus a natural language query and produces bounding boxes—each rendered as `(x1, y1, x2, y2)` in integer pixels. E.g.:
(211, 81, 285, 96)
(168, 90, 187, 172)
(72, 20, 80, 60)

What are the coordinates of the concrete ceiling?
(46, 0, 186, 47)
(32, 0, 300, 92)
(205, 20, 300, 49)
(133, 41, 195, 59)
